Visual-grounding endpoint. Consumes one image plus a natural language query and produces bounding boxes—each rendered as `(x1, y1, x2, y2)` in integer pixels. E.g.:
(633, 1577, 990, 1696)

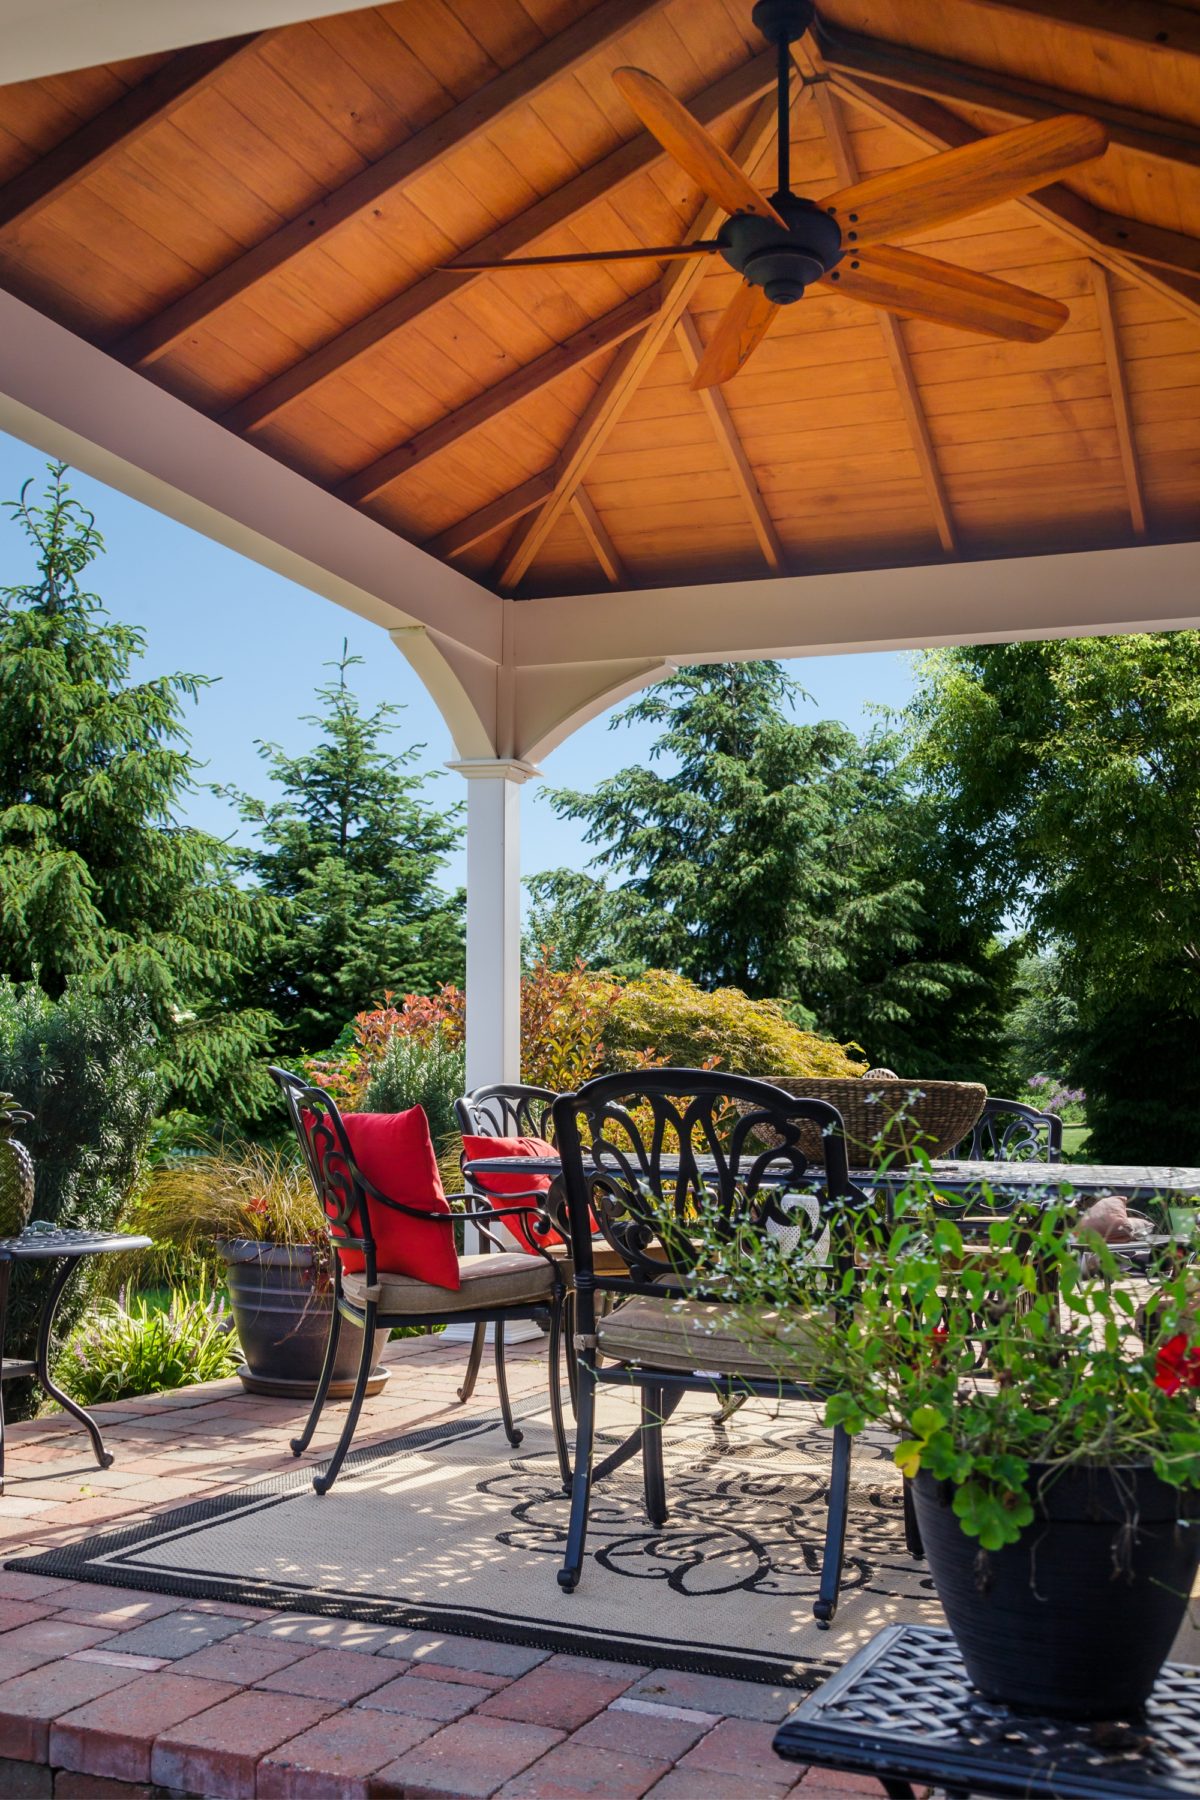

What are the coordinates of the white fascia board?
(513, 541, 1200, 669)
(0, 0, 370, 82)
(0, 290, 500, 667)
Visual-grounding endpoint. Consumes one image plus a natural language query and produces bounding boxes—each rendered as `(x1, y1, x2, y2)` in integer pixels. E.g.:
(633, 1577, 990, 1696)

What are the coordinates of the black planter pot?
(218, 1240, 390, 1400)
(913, 1464, 1200, 1719)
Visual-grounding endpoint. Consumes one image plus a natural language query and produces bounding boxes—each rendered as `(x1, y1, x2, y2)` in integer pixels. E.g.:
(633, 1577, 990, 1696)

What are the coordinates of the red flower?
(1154, 1334, 1200, 1396)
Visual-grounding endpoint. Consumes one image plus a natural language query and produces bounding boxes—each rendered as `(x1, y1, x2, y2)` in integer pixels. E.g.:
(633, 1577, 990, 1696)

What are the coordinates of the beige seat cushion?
(542, 1240, 630, 1278)
(596, 1292, 830, 1381)
(343, 1251, 553, 1315)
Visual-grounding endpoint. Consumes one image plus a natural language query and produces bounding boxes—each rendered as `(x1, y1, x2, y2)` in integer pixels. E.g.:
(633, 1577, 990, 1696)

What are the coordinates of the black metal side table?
(0, 1227, 151, 1491)
(773, 1624, 1200, 1800)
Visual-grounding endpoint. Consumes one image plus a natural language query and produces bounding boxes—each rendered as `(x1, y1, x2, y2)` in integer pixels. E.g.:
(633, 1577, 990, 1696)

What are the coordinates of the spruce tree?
(0, 463, 276, 1122)
(218, 648, 463, 1054)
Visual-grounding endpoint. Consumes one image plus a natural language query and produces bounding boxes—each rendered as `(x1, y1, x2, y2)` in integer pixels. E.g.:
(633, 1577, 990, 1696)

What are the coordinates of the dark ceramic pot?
(913, 1465, 1200, 1719)
(218, 1240, 390, 1400)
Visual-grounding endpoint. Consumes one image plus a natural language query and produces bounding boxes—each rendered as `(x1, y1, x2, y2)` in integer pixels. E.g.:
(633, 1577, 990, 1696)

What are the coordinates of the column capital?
(447, 757, 541, 784)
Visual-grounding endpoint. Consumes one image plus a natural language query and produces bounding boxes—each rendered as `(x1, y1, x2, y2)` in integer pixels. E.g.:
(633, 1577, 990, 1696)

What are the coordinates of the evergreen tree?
(538, 663, 1007, 1068)
(0, 464, 276, 1121)
(219, 648, 463, 1054)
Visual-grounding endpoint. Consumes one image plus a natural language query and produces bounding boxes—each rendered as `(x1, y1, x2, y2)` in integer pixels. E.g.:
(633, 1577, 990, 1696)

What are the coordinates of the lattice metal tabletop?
(773, 1625, 1200, 1800)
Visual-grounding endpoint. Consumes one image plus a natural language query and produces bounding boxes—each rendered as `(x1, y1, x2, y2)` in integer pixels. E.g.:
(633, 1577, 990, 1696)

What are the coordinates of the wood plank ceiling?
(0, 0, 1198, 596)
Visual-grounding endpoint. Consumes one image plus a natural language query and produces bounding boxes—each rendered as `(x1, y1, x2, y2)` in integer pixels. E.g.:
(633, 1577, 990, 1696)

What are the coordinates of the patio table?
(0, 1227, 152, 1491)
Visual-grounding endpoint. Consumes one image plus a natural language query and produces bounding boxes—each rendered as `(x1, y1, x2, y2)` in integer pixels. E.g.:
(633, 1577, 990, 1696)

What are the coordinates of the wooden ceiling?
(1, 0, 1198, 596)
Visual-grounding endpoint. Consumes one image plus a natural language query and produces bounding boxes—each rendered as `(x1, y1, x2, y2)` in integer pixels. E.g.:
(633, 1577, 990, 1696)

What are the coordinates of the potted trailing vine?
(698, 1186, 1200, 1718)
(125, 1142, 390, 1400)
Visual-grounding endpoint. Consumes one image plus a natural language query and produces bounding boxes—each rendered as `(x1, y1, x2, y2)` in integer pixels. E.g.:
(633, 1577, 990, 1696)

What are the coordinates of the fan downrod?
(750, 0, 815, 46)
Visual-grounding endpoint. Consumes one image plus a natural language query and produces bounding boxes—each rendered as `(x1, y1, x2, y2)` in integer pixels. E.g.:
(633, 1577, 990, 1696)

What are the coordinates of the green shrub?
(52, 1287, 241, 1406)
(605, 970, 865, 1078)
(363, 1028, 464, 1148)
(0, 979, 160, 1415)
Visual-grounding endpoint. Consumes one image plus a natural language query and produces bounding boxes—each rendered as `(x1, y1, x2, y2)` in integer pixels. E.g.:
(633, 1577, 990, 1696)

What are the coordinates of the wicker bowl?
(746, 1076, 988, 1168)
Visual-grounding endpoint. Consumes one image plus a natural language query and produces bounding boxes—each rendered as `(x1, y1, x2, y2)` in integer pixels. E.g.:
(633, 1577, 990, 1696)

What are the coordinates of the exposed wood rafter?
(816, 23, 1200, 171)
(494, 82, 786, 592)
(806, 66, 957, 556)
(218, 51, 777, 436)
(1089, 261, 1148, 535)
(336, 288, 658, 507)
(828, 74, 1200, 328)
(0, 37, 262, 233)
(674, 311, 785, 572)
(118, 0, 678, 371)
(571, 489, 628, 585)
(425, 470, 558, 562)
(967, 0, 1200, 60)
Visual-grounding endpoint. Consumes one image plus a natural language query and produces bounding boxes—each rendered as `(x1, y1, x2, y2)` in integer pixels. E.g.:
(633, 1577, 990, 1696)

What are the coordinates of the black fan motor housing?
(751, 0, 816, 45)
(719, 198, 842, 304)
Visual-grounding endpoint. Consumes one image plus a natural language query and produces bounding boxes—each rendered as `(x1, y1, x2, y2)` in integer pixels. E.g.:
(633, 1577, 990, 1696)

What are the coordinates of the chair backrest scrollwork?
(454, 1084, 557, 1144)
(956, 1096, 1064, 1163)
(270, 1067, 377, 1277)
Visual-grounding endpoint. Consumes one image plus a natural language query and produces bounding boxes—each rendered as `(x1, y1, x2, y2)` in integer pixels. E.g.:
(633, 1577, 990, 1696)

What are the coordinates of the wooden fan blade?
(824, 113, 1108, 247)
(447, 241, 722, 273)
(691, 282, 779, 389)
(826, 244, 1070, 341)
(613, 66, 785, 225)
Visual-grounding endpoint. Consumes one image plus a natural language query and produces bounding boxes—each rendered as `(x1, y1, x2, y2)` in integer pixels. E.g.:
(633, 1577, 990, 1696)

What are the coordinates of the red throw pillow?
(461, 1135, 561, 1256)
(306, 1106, 460, 1290)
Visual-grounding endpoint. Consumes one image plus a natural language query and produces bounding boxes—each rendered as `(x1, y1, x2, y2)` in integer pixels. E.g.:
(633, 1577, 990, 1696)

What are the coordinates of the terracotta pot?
(218, 1240, 390, 1400)
(913, 1463, 1200, 1718)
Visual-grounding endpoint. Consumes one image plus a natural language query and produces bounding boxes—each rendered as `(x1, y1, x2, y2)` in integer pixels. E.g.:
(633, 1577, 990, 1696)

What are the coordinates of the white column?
(449, 759, 540, 1090)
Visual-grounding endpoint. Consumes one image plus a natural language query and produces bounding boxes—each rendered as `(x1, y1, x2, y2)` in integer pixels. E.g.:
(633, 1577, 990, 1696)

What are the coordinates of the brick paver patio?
(0, 1334, 885, 1799)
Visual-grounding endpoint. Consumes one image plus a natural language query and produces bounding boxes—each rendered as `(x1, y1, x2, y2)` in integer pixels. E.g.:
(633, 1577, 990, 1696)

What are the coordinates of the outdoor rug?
(11, 1392, 943, 1687)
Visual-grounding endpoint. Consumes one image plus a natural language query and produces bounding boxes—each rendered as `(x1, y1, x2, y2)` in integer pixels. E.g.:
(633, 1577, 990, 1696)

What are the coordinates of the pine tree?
(218, 648, 464, 1054)
(0, 464, 277, 1122)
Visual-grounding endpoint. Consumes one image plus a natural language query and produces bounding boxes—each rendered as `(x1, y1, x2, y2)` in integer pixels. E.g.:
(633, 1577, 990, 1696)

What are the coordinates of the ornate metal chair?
(272, 1069, 570, 1496)
(552, 1069, 866, 1625)
(952, 1096, 1064, 1162)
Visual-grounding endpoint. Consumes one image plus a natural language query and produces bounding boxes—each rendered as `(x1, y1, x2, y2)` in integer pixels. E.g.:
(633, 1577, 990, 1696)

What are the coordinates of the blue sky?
(0, 428, 917, 892)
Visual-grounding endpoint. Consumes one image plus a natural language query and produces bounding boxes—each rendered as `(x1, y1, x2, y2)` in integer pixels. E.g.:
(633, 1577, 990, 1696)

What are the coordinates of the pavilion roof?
(1, 0, 1198, 598)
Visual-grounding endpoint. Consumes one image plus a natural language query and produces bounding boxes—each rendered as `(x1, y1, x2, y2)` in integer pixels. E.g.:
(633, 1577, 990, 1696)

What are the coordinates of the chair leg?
(312, 1306, 376, 1497)
(547, 1293, 572, 1494)
(291, 1289, 342, 1457)
(494, 1321, 523, 1449)
(457, 1321, 486, 1404)
(558, 1355, 597, 1593)
(902, 1477, 924, 1559)
(641, 1382, 668, 1528)
(814, 1422, 852, 1626)
(564, 1292, 578, 1419)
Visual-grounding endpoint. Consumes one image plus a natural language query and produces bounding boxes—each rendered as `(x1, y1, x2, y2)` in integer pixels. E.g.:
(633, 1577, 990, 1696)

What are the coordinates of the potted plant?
(124, 1141, 390, 1399)
(697, 1184, 1200, 1718)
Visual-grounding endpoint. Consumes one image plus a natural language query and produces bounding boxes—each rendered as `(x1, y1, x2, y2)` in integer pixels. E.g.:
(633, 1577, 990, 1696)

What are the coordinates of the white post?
(448, 758, 540, 1090)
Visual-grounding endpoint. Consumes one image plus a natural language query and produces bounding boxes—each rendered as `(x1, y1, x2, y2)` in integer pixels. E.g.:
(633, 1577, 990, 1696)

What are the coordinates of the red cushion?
(461, 1135, 560, 1256)
(306, 1106, 460, 1290)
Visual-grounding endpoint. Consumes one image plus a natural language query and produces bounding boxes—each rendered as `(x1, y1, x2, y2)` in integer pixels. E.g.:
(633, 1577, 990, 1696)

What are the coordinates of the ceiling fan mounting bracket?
(751, 0, 815, 46)
(719, 197, 842, 304)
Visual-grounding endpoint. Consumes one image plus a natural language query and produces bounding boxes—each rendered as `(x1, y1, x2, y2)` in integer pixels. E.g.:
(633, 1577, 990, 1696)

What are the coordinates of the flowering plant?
(696, 1179, 1200, 1550)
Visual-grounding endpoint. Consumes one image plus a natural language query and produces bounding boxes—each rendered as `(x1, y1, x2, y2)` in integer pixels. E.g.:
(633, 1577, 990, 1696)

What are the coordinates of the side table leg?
(36, 1257, 113, 1471)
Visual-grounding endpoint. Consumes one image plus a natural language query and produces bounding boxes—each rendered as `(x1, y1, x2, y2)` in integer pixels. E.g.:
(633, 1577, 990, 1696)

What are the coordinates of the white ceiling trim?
(0, 0, 370, 83)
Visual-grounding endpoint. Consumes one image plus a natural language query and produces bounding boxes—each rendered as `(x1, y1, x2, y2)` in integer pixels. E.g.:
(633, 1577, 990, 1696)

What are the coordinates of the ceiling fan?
(445, 0, 1109, 390)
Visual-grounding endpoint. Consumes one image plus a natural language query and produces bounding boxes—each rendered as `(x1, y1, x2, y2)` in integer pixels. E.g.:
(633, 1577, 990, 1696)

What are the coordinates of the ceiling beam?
(1090, 261, 1147, 536)
(424, 470, 559, 562)
(674, 312, 786, 573)
(0, 36, 262, 233)
(806, 65, 957, 556)
(831, 75, 1200, 328)
(117, 0, 677, 371)
(217, 51, 777, 436)
(495, 82, 785, 592)
(571, 489, 628, 585)
(336, 287, 658, 508)
(816, 23, 1200, 171)
(966, 1, 1200, 60)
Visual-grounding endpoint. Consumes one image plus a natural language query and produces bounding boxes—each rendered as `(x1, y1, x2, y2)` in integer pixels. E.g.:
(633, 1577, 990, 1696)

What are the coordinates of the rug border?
(8, 1402, 853, 1690)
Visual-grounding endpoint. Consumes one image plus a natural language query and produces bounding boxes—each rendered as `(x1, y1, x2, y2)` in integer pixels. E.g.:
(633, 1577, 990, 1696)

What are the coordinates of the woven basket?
(746, 1076, 988, 1168)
